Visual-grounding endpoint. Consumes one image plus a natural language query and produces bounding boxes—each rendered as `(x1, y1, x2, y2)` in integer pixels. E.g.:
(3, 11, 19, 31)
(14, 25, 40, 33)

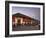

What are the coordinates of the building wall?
(12, 16, 40, 26)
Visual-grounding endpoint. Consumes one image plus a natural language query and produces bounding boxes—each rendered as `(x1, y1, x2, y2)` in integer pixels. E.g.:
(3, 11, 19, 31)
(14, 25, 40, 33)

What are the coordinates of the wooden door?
(17, 19, 21, 25)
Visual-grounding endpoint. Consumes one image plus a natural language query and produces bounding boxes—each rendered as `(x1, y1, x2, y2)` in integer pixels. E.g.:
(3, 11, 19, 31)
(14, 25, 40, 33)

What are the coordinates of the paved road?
(12, 24, 40, 31)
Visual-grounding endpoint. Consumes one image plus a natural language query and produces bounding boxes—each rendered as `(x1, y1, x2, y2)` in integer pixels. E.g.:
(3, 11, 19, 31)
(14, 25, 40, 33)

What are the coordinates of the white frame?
(9, 3, 43, 35)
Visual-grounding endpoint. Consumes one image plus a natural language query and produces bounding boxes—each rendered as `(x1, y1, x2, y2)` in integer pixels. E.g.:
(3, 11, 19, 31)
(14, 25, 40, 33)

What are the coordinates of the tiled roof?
(12, 13, 40, 22)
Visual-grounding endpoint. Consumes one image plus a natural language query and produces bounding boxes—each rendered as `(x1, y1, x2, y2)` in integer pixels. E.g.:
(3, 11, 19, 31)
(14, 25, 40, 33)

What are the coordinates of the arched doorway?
(17, 19, 21, 25)
(15, 17, 23, 25)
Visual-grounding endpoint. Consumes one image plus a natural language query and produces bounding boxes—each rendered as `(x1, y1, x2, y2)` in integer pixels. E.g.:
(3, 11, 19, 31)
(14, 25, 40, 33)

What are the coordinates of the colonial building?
(12, 13, 40, 26)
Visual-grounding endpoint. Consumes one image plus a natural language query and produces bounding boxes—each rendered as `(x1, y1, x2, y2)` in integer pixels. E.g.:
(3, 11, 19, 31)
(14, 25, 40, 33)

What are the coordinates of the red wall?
(12, 16, 15, 22)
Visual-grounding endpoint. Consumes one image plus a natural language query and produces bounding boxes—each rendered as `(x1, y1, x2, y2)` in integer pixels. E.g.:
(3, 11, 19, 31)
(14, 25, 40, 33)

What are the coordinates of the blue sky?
(12, 6, 40, 21)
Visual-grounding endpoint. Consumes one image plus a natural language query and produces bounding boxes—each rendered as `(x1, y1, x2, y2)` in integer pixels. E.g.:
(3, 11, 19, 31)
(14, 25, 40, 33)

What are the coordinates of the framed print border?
(5, 1, 45, 37)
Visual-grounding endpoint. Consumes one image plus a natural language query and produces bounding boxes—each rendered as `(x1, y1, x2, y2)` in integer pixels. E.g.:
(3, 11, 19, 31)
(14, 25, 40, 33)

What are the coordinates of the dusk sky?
(12, 6, 40, 21)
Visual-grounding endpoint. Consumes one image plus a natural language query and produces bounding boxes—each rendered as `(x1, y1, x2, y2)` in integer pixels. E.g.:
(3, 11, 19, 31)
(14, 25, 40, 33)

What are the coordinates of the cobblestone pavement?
(12, 24, 40, 31)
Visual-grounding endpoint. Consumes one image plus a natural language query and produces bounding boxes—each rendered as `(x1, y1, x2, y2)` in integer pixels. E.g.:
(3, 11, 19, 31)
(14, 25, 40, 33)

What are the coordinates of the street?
(12, 24, 40, 31)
